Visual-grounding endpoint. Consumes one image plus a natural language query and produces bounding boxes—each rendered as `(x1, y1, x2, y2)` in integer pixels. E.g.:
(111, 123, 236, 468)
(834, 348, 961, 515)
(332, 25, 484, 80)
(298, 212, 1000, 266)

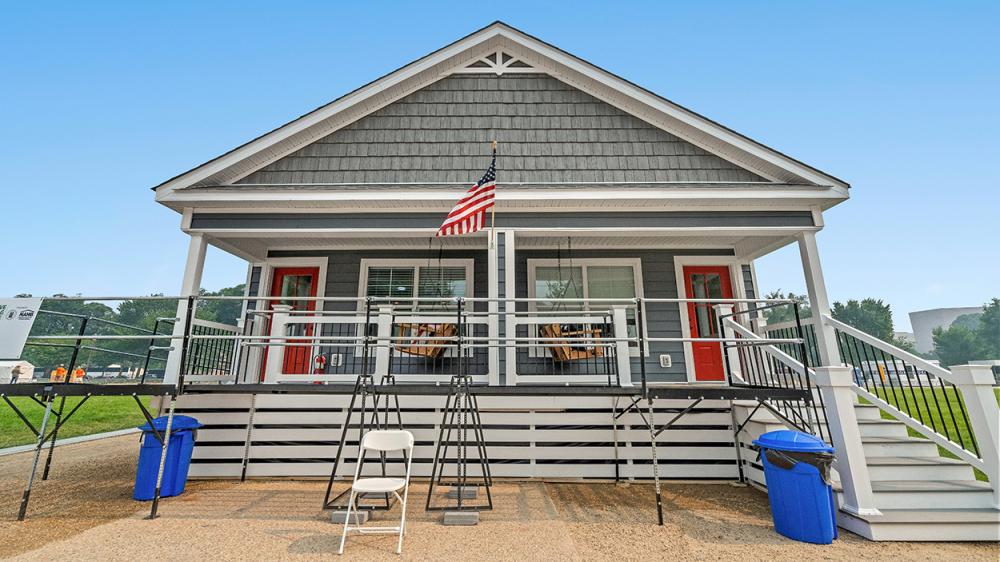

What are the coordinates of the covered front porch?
(174, 211, 832, 389)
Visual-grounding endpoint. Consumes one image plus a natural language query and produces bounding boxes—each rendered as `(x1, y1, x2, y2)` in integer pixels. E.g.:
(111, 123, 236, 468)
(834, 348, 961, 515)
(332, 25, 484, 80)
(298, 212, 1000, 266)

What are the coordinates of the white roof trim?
(154, 21, 848, 202)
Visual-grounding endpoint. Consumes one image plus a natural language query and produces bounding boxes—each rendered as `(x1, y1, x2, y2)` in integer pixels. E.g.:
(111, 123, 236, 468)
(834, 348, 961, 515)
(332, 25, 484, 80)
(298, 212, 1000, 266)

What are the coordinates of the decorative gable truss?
(459, 50, 536, 74)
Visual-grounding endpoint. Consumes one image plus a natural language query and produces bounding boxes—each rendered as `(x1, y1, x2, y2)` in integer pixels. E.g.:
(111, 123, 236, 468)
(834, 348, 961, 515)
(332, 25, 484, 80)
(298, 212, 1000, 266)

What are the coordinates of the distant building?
(909, 307, 983, 353)
(893, 331, 915, 347)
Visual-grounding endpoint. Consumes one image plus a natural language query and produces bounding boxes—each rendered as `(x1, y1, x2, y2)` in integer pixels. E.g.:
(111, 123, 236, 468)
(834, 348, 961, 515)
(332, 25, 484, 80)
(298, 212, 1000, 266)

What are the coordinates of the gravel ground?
(1, 437, 997, 561)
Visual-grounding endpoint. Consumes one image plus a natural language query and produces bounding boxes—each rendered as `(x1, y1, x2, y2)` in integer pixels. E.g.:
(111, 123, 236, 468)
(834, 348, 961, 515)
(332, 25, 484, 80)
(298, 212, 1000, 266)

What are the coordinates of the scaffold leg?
(646, 396, 664, 526)
(147, 394, 175, 520)
(18, 393, 55, 521)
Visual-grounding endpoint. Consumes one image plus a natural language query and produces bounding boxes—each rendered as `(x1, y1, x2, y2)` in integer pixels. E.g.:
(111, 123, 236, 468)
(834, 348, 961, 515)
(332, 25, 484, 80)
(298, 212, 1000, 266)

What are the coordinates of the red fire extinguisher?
(313, 353, 327, 374)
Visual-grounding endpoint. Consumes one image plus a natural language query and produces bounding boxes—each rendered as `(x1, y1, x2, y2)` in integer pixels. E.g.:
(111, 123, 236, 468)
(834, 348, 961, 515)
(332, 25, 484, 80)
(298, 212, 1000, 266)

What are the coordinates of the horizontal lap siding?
(515, 249, 733, 383)
(179, 394, 738, 480)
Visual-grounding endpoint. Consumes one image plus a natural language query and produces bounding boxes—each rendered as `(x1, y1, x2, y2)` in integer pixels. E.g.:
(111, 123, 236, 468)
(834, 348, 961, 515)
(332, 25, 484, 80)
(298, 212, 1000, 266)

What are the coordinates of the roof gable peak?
(154, 21, 847, 198)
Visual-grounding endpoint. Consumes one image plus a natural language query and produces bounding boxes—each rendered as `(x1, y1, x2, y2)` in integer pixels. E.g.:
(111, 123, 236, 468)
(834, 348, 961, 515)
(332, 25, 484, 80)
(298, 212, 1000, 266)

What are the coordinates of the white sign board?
(0, 298, 43, 359)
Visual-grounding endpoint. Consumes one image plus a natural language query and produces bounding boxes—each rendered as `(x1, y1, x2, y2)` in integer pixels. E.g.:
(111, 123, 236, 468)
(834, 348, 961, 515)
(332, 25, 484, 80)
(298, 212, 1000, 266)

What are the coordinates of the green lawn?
(0, 396, 152, 449)
(862, 386, 1000, 481)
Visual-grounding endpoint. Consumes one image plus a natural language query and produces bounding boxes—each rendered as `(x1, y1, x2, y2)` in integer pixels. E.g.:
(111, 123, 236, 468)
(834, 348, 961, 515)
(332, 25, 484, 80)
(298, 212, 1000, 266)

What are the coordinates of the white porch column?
(796, 231, 841, 367)
(504, 231, 517, 385)
(487, 230, 499, 385)
(163, 233, 208, 385)
(815, 366, 881, 516)
(950, 364, 1000, 507)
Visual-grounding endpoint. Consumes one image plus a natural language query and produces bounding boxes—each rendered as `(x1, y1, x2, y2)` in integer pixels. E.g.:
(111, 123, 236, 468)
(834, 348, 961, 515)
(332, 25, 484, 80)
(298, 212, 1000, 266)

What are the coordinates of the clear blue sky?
(1, 1, 997, 330)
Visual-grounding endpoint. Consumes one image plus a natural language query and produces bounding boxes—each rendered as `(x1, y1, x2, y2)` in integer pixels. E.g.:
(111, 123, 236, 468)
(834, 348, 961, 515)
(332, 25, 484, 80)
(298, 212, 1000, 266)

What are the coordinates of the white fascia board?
(159, 185, 848, 204)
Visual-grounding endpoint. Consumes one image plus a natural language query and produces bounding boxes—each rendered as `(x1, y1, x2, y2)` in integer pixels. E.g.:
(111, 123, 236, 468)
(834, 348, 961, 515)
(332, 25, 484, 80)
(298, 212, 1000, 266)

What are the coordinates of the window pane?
(418, 266, 467, 310)
(534, 266, 583, 310)
(278, 274, 313, 311)
(366, 267, 415, 305)
(587, 266, 636, 300)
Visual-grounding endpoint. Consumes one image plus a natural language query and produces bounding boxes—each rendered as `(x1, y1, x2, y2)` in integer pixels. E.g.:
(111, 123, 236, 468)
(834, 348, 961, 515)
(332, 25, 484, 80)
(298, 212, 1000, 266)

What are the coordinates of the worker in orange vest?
(50, 364, 68, 383)
(71, 366, 86, 383)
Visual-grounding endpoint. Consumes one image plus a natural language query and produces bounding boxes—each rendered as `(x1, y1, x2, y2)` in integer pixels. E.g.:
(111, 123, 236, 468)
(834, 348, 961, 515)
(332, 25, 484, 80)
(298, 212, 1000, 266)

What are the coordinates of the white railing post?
(814, 365, 881, 517)
(950, 364, 1000, 507)
(611, 305, 633, 387)
(373, 305, 393, 379)
(262, 304, 292, 384)
(714, 304, 741, 380)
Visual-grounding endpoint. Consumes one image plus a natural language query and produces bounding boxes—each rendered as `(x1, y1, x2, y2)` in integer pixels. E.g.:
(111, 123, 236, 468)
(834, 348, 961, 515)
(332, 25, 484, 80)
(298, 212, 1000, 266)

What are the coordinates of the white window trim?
(525, 257, 646, 358)
(672, 256, 750, 384)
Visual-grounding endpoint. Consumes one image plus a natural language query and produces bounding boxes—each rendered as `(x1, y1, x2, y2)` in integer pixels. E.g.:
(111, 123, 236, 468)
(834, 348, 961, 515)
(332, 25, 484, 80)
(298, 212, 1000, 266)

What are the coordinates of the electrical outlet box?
(659, 354, 672, 368)
(330, 354, 344, 367)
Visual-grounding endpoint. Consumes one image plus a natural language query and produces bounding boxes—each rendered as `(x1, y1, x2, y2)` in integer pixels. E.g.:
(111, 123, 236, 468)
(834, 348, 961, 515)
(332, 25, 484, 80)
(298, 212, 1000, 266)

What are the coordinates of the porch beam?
(163, 232, 207, 385)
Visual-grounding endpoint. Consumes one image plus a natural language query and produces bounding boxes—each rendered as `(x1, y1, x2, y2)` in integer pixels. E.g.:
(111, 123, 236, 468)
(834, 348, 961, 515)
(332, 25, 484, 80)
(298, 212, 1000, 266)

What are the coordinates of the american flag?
(437, 152, 496, 236)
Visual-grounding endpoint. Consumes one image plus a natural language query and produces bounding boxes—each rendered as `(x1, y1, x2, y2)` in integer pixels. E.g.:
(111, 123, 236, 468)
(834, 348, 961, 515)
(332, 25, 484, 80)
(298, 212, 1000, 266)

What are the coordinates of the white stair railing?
(823, 315, 993, 476)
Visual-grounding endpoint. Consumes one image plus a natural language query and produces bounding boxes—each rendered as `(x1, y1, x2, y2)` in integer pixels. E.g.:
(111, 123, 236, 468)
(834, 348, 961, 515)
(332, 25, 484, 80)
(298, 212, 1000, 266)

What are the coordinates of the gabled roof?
(154, 21, 848, 199)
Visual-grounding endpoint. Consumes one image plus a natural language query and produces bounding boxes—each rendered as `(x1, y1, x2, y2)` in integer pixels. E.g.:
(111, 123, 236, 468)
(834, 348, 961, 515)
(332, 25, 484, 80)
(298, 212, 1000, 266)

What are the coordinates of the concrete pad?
(330, 510, 370, 525)
(442, 510, 480, 526)
(445, 486, 478, 500)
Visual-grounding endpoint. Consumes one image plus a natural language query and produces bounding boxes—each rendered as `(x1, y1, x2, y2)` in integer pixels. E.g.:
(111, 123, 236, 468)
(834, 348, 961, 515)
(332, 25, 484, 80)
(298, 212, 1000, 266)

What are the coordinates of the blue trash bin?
(753, 430, 838, 544)
(134, 415, 202, 501)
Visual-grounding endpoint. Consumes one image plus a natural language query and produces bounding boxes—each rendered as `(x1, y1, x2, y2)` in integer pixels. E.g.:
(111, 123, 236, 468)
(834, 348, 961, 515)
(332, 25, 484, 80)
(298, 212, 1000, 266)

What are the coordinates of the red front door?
(683, 266, 734, 381)
(269, 267, 319, 375)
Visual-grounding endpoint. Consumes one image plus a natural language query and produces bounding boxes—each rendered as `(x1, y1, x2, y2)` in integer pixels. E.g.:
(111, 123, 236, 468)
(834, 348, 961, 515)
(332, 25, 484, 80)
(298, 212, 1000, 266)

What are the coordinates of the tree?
(762, 290, 811, 325)
(930, 298, 1000, 365)
(978, 298, 1000, 359)
(932, 325, 986, 368)
(197, 284, 246, 325)
(831, 299, 894, 342)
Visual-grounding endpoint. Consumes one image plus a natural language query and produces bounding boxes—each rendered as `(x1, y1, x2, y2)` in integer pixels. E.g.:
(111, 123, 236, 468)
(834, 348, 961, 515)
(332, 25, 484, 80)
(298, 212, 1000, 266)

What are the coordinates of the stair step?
(839, 508, 1000, 541)
(857, 419, 910, 438)
(862, 437, 940, 458)
(869, 480, 996, 509)
(865, 456, 977, 482)
(853, 403, 884, 421)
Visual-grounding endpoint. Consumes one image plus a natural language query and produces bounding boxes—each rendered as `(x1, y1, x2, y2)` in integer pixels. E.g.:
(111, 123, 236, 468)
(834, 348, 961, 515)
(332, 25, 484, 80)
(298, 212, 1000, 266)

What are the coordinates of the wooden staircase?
(735, 401, 1000, 541)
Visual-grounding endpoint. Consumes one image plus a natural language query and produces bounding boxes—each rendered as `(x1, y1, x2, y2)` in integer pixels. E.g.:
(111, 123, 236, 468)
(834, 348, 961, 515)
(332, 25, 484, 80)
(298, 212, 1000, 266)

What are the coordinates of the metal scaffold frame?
(2, 294, 818, 527)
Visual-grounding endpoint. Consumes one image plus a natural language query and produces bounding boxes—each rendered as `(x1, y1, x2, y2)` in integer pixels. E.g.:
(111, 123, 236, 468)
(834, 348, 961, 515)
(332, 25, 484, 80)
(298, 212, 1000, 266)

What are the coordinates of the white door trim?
(672, 256, 749, 383)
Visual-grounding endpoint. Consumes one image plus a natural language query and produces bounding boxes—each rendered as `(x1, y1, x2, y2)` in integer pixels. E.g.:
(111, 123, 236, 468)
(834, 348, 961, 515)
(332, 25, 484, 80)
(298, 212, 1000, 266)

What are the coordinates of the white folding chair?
(338, 429, 415, 555)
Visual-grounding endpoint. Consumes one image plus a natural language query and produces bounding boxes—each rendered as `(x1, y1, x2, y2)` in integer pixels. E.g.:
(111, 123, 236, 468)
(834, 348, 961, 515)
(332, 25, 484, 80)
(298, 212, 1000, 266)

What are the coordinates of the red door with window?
(683, 266, 734, 381)
(268, 267, 319, 375)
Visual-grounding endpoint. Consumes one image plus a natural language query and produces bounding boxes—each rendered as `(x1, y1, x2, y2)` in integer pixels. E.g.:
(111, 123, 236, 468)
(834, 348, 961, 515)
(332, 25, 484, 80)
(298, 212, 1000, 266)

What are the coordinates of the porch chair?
(338, 429, 415, 556)
(539, 323, 604, 362)
(395, 323, 457, 358)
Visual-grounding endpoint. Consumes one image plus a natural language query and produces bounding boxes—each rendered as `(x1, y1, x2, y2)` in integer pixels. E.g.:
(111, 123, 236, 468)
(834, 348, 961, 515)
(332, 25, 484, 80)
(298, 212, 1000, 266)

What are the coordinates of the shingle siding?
(237, 74, 766, 185)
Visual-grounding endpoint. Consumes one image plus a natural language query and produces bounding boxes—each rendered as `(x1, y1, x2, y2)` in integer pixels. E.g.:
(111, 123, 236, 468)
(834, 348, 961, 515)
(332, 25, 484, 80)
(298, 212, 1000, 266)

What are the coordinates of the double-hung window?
(360, 260, 473, 311)
(527, 258, 644, 352)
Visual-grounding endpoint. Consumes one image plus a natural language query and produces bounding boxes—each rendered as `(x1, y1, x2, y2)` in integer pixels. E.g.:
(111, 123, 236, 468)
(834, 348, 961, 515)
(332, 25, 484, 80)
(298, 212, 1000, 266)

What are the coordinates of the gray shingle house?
(153, 22, 999, 541)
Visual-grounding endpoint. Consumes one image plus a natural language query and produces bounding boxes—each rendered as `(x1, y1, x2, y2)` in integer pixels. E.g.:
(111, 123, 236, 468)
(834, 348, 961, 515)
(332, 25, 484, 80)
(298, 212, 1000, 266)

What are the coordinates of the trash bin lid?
(138, 415, 202, 432)
(753, 430, 833, 453)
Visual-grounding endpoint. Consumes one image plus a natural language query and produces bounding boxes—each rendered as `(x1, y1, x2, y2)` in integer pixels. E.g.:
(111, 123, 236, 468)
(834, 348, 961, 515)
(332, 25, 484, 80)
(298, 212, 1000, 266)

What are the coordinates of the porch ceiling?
(204, 231, 793, 262)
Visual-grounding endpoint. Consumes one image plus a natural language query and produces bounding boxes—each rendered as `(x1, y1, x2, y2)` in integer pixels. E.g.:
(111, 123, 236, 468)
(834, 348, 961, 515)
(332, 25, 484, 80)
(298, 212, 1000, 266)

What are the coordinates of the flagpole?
(490, 139, 497, 249)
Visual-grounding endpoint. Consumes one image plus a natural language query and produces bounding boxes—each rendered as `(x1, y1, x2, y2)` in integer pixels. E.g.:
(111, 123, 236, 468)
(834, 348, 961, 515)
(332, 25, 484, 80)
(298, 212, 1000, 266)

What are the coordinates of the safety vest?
(72, 368, 85, 382)
(51, 367, 67, 382)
